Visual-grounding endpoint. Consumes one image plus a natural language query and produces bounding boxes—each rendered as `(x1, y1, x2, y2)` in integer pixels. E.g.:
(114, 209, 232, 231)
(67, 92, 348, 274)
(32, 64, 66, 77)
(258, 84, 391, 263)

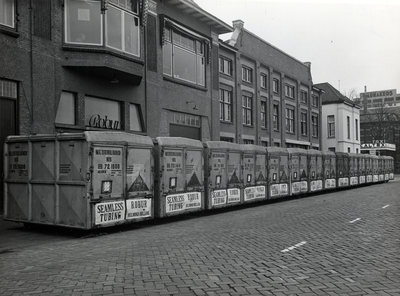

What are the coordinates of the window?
(273, 79, 279, 93)
(242, 66, 253, 83)
(261, 99, 267, 128)
(285, 85, 295, 99)
(327, 115, 335, 137)
(243, 139, 254, 144)
(347, 116, 351, 139)
(65, 0, 140, 56)
(129, 104, 143, 132)
(85, 96, 122, 130)
(219, 57, 232, 76)
(285, 108, 294, 133)
(260, 74, 268, 89)
(355, 119, 359, 140)
(56, 92, 76, 125)
(163, 26, 205, 86)
(301, 91, 308, 104)
(312, 95, 319, 107)
(300, 111, 307, 136)
(0, 78, 17, 98)
(220, 137, 234, 143)
(242, 95, 253, 126)
(173, 112, 200, 127)
(312, 114, 318, 137)
(0, 0, 15, 29)
(273, 103, 279, 130)
(220, 89, 232, 122)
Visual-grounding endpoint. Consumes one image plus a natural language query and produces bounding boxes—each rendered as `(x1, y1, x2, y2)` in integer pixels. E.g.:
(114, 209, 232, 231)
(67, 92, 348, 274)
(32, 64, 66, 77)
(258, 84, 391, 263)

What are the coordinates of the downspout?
(29, 0, 34, 134)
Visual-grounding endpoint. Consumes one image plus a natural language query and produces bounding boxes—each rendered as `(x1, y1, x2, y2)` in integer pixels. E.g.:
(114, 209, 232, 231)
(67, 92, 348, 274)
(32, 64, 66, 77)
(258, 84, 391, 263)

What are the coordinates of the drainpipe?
(29, 0, 34, 134)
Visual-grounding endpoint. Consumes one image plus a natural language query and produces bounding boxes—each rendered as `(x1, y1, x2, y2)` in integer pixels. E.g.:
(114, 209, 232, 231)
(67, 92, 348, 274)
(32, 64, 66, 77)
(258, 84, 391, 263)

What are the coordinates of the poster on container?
(210, 152, 226, 187)
(7, 143, 29, 180)
(163, 149, 184, 192)
(244, 186, 265, 201)
(95, 201, 125, 225)
(126, 199, 152, 219)
(165, 192, 201, 213)
(127, 148, 152, 196)
(92, 146, 123, 198)
(211, 189, 227, 206)
(185, 149, 203, 189)
(227, 188, 240, 203)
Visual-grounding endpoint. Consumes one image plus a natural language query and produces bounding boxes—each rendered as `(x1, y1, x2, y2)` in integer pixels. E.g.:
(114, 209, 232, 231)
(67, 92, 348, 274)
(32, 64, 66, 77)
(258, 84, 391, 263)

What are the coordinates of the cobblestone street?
(1, 178, 399, 295)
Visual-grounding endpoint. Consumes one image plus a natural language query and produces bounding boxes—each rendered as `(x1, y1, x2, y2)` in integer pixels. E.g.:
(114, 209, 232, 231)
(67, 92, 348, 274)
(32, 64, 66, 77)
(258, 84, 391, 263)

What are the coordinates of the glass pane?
(163, 42, 172, 76)
(85, 96, 122, 130)
(124, 13, 140, 56)
(173, 46, 196, 84)
(106, 6, 122, 50)
(129, 104, 143, 132)
(0, 0, 14, 28)
(65, 0, 102, 45)
(196, 55, 205, 86)
(56, 92, 75, 125)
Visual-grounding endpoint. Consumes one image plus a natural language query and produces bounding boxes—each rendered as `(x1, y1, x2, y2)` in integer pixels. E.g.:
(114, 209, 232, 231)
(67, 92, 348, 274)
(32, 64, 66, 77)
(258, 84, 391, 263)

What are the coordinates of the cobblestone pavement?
(1, 178, 399, 295)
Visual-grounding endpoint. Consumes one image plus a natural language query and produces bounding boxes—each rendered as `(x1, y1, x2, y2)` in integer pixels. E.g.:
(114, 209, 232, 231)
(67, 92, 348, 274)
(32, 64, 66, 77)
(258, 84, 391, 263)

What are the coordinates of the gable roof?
(314, 82, 361, 108)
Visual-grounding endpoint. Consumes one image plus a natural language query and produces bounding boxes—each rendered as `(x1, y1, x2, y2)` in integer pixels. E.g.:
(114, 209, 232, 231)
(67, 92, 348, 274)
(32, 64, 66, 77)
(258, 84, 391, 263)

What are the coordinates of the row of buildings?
(0, 0, 395, 209)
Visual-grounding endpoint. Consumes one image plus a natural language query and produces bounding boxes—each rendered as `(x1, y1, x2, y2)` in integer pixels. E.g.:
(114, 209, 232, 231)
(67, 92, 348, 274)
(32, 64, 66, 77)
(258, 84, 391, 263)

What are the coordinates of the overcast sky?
(195, 0, 400, 96)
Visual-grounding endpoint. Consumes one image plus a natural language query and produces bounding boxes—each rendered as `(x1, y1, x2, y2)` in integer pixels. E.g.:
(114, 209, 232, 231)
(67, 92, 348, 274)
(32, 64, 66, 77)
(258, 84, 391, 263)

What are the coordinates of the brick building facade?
(1, 0, 323, 211)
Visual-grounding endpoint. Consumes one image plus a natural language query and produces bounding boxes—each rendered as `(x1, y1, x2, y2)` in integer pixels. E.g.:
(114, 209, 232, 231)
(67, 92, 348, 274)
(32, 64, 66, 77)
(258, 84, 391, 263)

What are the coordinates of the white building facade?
(316, 83, 361, 153)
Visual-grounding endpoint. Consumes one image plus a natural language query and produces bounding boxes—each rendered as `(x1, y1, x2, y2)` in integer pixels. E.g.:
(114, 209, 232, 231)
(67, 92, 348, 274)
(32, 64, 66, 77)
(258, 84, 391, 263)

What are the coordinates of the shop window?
(0, 0, 15, 29)
(173, 111, 200, 127)
(56, 92, 76, 125)
(219, 56, 232, 76)
(163, 26, 205, 86)
(129, 103, 143, 132)
(220, 89, 232, 122)
(85, 96, 122, 130)
(64, 0, 140, 57)
(242, 95, 253, 126)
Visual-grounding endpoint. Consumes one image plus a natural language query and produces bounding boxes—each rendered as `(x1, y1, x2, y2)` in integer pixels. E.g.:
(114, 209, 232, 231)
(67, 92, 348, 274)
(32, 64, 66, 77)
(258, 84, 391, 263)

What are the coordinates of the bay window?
(0, 0, 15, 29)
(64, 0, 140, 57)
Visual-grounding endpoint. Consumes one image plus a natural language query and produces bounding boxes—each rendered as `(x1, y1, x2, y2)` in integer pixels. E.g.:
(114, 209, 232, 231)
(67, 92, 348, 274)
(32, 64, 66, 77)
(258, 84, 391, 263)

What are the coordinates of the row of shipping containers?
(3, 132, 394, 229)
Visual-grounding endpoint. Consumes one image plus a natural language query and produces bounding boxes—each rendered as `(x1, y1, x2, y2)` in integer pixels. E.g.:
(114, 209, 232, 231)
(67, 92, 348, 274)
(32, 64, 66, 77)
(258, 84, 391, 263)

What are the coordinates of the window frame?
(285, 107, 295, 133)
(260, 73, 268, 89)
(273, 103, 279, 131)
(219, 88, 232, 123)
(242, 66, 253, 84)
(55, 91, 77, 126)
(260, 98, 267, 128)
(327, 115, 335, 138)
(0, 0, 15, 29)
(242, 95, 253, 126)
(300, 110, 307, 136)
(312, 95, 319, 107)
(347, 116, 351, 139)
(273, 78, 280, 94)
(64, 0, 140, 57)
(300, 90, 308, 104)
(219, 56, 232, 76)
(163, 24, 206, 87)
(312, 114, 319, 137)
(285, 84, 295, 99)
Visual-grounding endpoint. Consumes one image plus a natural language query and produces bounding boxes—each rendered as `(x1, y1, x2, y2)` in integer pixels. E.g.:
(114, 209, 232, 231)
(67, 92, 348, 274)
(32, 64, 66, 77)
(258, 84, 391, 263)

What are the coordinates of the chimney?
(228, 20, 244, 47)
